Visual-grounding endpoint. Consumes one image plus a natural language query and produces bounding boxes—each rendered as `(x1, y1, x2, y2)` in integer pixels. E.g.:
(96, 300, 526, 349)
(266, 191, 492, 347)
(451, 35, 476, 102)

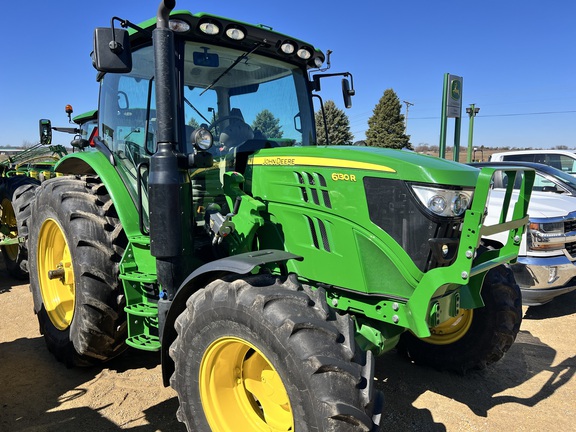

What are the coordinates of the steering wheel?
(208, 115, 246, 131)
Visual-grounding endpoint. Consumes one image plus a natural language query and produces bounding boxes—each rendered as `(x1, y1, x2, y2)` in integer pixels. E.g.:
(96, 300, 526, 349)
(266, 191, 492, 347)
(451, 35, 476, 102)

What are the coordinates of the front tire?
(397, 265, 522, 373)
(0, 176, 40, 279)
(29, 176, 128, 366)
(170, 273, 383, 431)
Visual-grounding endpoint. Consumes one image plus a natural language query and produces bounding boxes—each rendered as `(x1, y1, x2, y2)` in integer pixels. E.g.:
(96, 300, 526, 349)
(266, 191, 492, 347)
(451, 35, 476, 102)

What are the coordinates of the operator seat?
(219, 108, 254, 151)
(220, 109, 285, 176)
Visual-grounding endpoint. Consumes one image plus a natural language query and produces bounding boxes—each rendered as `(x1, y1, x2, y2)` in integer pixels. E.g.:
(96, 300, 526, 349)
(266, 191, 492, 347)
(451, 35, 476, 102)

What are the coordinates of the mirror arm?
(108, 18, 123, 53)
(311, 71, 355, 93)
(110, 16, 152, 42)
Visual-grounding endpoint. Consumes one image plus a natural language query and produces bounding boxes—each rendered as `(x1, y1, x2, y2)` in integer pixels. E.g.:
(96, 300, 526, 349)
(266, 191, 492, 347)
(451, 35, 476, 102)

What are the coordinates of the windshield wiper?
(200, 41, 266, 96)
(184, 97, 211, 124)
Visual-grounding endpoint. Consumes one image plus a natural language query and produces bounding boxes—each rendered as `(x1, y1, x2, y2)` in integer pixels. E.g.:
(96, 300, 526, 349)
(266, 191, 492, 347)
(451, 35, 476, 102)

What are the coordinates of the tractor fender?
(55, 152, 141, 237)
(160, 249, 303, 386)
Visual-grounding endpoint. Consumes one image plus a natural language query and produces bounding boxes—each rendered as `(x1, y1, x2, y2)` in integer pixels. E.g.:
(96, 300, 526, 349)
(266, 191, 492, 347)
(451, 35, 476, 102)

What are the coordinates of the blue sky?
(1, 0, 575, 149)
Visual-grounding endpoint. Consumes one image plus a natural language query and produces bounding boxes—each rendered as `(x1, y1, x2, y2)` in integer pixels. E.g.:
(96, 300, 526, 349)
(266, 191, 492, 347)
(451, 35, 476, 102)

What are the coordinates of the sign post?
(439, 73, 463, 160)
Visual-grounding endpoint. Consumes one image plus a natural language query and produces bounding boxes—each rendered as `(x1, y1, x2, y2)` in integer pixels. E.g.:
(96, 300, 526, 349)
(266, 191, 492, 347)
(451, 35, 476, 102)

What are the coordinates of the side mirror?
(39, 119, 52, 145)
(342, 78, 355, 109)
(92, 27, 132, 73)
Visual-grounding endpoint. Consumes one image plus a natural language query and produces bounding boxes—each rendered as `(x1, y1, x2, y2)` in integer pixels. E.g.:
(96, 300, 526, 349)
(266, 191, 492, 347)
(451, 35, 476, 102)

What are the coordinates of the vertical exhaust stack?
(148, 0, 193, 322)
(153, 0, 177, 147)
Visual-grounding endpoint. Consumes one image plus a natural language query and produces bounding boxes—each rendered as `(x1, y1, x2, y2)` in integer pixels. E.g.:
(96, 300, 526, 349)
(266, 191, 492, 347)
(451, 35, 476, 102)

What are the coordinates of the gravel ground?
(1, 259, 574, 431)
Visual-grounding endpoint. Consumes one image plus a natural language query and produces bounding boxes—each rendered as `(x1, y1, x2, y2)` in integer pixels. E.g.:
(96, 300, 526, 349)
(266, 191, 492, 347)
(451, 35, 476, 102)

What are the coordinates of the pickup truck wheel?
(29, 176, 127, 366)
(170, 273, 383, 431)
(0, 177, 40, 279)
(397, 264, 522, 373)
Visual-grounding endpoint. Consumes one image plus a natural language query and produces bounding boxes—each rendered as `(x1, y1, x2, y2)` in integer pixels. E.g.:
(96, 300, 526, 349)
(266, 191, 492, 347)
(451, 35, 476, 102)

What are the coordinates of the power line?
(407, 109, 576, 121)
(480, 110, 576, 118)
(349, 109, 576, 139)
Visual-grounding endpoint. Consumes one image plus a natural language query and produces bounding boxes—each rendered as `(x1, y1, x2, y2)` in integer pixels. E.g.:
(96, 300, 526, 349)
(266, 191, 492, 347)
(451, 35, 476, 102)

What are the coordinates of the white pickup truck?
(473, 161, 576, 306)
(489, 149, 576, 175)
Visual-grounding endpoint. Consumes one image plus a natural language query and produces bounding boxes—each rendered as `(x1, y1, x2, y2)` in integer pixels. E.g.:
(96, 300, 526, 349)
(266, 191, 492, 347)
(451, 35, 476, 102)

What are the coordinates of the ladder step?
(125, 302, 158, 317)
(126, 334, 160, 351)
(128, 235, 150, 246)
(120, 272, 157, 283)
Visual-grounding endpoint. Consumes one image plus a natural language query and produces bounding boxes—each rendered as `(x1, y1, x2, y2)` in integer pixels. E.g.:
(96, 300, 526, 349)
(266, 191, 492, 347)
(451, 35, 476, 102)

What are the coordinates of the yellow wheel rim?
(37, 218, 75, 331)
(425, 309, 473, 345)
(200, 336, 293, 431)
(0, 198, 19, 261)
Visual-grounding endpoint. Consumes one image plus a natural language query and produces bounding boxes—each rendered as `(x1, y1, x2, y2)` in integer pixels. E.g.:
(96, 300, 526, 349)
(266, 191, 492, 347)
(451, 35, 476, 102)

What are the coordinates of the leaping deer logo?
(451, 79, 461, 100)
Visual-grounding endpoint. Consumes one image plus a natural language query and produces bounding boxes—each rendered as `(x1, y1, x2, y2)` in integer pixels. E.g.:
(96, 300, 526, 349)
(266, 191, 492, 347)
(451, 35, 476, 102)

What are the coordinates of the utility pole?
(403, 100, 414, 131)
(466, 104, 480, 162)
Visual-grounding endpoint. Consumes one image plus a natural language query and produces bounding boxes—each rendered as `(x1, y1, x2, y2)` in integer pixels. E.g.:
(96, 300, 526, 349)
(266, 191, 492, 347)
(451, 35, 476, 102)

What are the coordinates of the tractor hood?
(250, 145, 480, 188)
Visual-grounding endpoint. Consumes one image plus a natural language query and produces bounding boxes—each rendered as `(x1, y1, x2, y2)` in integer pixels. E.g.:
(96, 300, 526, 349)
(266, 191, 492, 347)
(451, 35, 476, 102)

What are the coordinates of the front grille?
(364, 177, 462, 272)
(566, 242, 576, 257)
(564, 220, 576, 258)
(565, 219, 576, 234)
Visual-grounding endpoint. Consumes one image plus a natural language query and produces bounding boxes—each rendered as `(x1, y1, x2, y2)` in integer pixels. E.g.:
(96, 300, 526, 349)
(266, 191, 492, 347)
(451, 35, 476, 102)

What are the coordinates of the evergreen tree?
(314, 100, 354, 145)
(187, 117, 200, 129)
(365, 89, 412, 149)
(251, 109, 283, 138)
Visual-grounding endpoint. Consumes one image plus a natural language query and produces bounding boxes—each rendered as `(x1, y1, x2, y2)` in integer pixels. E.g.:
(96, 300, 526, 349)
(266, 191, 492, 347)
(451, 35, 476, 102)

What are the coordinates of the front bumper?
(512, 255, 576, 306)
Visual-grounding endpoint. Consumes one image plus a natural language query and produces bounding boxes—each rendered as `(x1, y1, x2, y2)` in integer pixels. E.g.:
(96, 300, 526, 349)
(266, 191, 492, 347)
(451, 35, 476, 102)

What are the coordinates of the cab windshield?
(182, 40, 315, 153)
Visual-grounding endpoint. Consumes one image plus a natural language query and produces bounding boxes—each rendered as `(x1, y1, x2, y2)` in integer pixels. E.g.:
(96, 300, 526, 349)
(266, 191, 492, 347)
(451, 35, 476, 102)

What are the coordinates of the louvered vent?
(295, 171, 332, 208)
(304, 215, 331, 252)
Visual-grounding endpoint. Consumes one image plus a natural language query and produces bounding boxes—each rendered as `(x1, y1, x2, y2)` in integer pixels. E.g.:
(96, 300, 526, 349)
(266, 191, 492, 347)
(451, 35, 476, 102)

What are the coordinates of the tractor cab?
(95, 12, 348, 230)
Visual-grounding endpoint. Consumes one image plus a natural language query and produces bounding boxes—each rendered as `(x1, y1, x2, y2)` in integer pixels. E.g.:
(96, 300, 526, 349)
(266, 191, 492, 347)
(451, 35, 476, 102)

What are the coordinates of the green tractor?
(0, 174, 39, 279)
(0, 110, 97, 279)
(27, 1, 534, 430)
(0, 119, 68, 279)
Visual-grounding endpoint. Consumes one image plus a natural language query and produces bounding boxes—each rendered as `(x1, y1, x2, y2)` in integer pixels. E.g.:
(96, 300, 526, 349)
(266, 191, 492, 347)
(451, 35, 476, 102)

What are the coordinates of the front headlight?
(528, 221, 565, 251)
(411, 185, 473, 218)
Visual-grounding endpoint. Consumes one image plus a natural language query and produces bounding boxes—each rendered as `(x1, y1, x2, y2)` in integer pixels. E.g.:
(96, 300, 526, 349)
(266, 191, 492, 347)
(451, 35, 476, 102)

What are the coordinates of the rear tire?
(397, 265, 522, 373)
(0, 176, 40, 279)
(170, 273, 383, 431)
(29, 176, 128, 366)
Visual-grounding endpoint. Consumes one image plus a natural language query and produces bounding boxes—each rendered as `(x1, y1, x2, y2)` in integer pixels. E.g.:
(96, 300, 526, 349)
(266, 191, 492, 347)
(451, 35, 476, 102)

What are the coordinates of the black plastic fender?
(160, 249, 303, 386)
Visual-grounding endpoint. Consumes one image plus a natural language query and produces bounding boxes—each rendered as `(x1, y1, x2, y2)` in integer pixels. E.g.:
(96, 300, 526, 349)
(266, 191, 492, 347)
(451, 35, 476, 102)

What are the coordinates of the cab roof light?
(225, 25, 246, 41)
(169, 19, 191, 33)
(297, 47, 312, 60)
(199, 20, 220, 35)
(280, 41, 296, 55)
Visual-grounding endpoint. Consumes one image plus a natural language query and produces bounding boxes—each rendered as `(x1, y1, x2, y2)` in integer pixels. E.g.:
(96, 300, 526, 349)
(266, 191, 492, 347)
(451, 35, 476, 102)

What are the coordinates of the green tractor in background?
(0, 109, 96, 279)
(0, 173, 39, 279)
(0, 118, 67, 180)
(27, 1, 534, 430)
